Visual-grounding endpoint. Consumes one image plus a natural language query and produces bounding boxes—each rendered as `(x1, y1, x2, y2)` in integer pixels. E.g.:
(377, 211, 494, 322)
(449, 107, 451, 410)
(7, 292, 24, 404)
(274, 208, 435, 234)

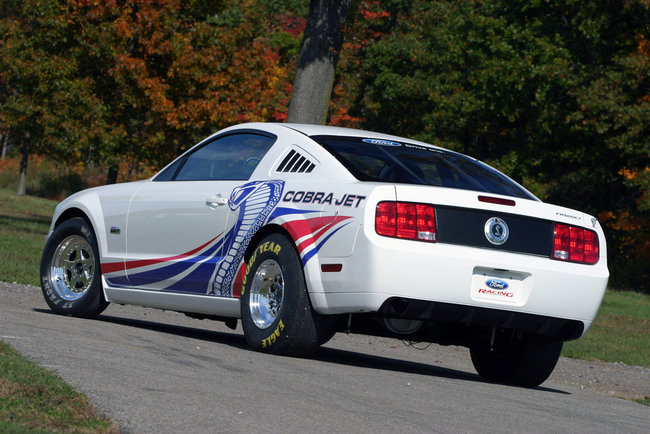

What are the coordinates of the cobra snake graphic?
(210, 180, 284, 296)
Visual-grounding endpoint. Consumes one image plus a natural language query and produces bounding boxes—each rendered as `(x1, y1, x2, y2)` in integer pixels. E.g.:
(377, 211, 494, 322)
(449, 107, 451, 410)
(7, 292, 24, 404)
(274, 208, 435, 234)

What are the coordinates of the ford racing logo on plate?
(485, 279, 509, 290)
(484, 217, 509, 245)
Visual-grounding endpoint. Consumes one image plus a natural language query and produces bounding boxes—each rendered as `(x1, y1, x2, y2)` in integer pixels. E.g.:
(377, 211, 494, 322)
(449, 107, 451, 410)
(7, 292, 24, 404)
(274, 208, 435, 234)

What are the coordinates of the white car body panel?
(46, 122, 609, 341)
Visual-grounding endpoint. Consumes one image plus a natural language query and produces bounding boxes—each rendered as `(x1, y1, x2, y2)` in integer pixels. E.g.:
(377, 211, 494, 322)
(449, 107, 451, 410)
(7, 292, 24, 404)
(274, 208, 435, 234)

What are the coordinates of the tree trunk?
(287, 0, 354, 125)
(17, 135, 29, 196)
(0, 133, 7, 159)
(106, 166, 118, 185)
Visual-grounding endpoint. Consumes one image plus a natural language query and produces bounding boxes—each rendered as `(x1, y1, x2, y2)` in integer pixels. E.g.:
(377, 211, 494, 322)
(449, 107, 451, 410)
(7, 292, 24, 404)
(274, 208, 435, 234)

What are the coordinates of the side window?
(154, 158, 183, 181)
(174, 133, 275, 181)
(337, 151, 386, 178)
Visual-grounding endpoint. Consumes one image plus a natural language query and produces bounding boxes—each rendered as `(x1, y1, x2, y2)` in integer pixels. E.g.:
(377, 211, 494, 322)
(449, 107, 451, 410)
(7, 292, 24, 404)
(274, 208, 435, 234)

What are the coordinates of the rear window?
(312, 135, 535, 200)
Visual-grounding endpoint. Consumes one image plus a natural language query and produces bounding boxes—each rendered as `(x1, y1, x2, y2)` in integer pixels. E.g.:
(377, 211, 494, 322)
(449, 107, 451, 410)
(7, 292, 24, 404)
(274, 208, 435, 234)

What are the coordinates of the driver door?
(124, 132, 276, 295)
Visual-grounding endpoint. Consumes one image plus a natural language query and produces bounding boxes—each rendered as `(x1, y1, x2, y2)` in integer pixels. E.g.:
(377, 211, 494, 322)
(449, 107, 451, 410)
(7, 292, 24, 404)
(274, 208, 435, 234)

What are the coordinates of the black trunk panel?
(436, 206, 553, 256)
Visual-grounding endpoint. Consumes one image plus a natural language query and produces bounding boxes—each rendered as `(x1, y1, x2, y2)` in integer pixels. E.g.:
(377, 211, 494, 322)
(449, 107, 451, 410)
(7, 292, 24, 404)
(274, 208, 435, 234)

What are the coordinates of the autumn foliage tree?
(68, 0, 300, 182)
(1, 0, 301, 183)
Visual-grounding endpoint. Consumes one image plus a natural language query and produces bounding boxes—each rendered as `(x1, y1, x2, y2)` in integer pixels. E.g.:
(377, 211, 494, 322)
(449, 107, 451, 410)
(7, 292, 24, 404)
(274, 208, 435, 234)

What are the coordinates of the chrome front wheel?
(51, 235, 96, 300)
(40, 217, 108, 318)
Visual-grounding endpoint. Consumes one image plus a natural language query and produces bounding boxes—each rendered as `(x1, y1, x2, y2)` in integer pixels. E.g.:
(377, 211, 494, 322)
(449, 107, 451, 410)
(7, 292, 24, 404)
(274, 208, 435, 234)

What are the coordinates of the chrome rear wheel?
(240, 233, 332, 356)
(249, 259, 284, 329)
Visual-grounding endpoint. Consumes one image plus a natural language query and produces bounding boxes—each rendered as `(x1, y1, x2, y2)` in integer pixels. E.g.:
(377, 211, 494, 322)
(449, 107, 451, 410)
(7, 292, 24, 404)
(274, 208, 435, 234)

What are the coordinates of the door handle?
(205, 196, 228, 208)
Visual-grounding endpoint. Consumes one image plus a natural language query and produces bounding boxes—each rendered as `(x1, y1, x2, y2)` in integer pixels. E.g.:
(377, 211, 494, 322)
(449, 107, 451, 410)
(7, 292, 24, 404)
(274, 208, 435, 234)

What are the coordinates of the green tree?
(0, 0, 112, 194)
(340, 0, 649, 290)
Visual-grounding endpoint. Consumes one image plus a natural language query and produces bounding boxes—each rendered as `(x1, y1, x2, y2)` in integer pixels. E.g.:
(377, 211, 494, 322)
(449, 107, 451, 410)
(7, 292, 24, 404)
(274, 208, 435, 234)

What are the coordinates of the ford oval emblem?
(484, 217, 509, 245)
(486, 279, 509, 290)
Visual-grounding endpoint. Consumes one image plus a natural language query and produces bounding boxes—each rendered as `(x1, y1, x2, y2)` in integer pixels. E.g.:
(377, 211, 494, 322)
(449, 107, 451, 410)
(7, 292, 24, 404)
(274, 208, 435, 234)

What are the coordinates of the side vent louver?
(277, 150, 316, 173)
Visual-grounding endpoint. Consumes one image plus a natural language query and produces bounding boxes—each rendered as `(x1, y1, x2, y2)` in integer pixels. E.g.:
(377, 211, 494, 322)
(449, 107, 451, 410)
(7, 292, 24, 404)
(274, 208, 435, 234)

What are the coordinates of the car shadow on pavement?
(313, 346, 569, 395)
(32, 308, 251, 350)
(98, 313, 253, 350)
(34, 308, 570, 395)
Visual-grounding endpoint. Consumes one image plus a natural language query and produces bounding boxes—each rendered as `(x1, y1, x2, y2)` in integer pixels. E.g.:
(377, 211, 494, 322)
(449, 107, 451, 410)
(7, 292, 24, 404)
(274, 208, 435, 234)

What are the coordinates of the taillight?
(376, 202, 397, 237)
(397, 202, 416, 239)
(552, 223, 599, 264)
(376, 201, 436, 242)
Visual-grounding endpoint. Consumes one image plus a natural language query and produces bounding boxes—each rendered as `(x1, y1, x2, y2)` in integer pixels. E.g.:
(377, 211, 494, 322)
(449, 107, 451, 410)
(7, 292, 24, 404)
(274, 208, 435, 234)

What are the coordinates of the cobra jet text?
(283, 191, 366, 208)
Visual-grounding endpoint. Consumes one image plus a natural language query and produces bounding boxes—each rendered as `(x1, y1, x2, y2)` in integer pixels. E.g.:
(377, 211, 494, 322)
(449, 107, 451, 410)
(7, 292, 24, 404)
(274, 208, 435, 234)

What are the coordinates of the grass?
(0, 189, 117, 431)
(0, 341, 118, 433)
(562, 290, 650, 368)
(0, 188, 57, 286)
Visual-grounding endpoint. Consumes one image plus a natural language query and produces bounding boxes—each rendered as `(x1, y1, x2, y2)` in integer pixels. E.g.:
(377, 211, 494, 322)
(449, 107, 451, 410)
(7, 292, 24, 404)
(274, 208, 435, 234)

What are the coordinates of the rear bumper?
(312, 225, 609, 337)
(379, 297, 584, 341)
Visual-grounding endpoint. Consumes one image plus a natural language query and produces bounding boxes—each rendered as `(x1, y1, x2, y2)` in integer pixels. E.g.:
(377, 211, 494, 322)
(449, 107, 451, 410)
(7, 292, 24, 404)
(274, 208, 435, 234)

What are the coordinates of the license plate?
(471, 268, 531, 306)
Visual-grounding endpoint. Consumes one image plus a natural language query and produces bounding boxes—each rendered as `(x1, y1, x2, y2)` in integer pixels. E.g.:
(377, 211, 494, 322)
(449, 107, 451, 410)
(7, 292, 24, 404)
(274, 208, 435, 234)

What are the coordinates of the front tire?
(240, 233, 329, 356)
(40, 217, 108, 318)
(470, 334, 563, 387)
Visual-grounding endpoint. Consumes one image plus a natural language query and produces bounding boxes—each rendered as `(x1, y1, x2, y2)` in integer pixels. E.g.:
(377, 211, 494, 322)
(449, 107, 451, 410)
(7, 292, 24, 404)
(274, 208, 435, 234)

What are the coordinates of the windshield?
(312, 135, 535, 200)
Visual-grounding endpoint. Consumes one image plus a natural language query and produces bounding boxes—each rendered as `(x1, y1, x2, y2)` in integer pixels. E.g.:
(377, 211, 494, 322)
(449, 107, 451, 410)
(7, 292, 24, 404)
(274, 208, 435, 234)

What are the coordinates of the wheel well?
(54, 207, 91, 228)
(244, 224, 297, 263)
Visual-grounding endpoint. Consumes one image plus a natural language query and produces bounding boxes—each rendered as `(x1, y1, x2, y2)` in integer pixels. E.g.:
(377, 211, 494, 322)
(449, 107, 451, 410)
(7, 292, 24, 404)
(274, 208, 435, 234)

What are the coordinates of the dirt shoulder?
(551, 357, 649, 402)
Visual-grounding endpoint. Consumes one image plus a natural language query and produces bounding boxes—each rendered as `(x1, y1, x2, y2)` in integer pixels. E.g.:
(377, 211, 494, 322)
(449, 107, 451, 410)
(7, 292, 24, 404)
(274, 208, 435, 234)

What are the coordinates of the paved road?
(1, 283, 648, 433)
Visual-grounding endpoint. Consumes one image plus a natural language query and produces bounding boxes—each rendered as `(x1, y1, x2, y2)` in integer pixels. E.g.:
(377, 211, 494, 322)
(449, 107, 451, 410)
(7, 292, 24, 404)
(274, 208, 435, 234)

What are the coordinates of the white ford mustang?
(41, 122, 609, 386)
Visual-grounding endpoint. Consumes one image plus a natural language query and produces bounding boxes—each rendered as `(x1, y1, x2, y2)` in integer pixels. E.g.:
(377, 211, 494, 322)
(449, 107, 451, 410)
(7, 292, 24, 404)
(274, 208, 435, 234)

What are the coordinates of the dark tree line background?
(1, 0, 648, 291)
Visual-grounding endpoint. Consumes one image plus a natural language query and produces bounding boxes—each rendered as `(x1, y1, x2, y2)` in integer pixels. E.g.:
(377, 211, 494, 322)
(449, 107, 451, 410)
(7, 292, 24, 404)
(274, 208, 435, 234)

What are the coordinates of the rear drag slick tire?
(470, 336, 563, 387)
(240, 233, 331, 357)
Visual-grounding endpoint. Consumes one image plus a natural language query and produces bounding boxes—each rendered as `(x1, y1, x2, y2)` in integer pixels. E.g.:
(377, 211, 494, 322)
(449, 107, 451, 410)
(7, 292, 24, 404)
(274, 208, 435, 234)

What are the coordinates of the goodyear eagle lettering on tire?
(240, 233, 330, 356)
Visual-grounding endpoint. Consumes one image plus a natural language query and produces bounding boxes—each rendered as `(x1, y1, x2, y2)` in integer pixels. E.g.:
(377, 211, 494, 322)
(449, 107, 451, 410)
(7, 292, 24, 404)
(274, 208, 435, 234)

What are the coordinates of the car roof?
(221, 122, 448, 154)
(272, 123, 448, 153)
(281, 123, 387, 137)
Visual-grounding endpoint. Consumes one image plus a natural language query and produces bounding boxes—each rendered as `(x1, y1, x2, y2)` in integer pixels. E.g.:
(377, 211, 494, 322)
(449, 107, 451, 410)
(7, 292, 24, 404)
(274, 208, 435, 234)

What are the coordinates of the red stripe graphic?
(282, 216, 352, 255)
(100, 232, 223, 274)
(232, 262, 246, 298)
